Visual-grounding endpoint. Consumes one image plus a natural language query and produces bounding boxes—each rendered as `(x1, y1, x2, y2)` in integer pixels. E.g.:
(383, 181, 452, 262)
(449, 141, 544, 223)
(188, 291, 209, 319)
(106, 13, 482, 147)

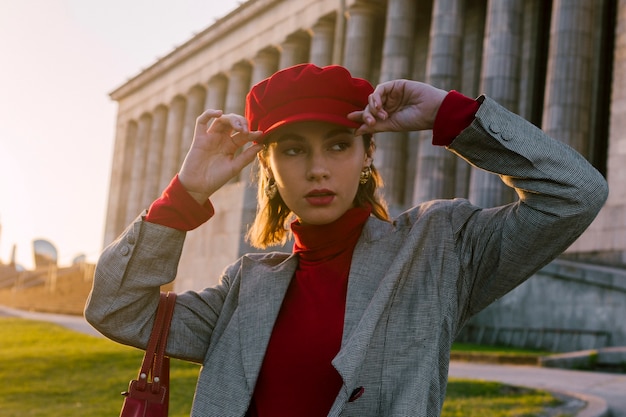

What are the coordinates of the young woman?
(86, 64, 608, 416)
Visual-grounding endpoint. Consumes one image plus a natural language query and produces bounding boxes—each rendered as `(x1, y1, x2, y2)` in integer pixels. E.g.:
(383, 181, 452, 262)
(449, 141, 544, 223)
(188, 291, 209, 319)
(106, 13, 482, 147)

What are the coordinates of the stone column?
(251, 47, 279, 85)
(413, 0, 464, 204)
(468, 0, 524, 208)
(239, 49, 280, 256)
(405, 1, 433, 205)
(460, 0, 486, 99)
(158, 96, 186, 192)
(455, 0, 486, 200)
(542, 0, 595, 155)
(607, 0, 626, 257)
(246, 50, 278, 224)
(310, 14, 336, 67)
(343, 1, 379, 79)
(588, 0, 611, 167)
(332, 1, 347, 65)
(125, 113, 152, 224)
(518, 0, 549, 124)
(205, 74, 228, 110)
(279, 31, 311, 69)
(141, 104, 168, 210)
(225, 61, 252, 182)
(179, 85, 206, 167)
(102, 119, 136, 246)
(571, 0, 626, 259)
(225, 61, 252, 116)
(204, 73, 228, 137)
(375, 0, 418, 208)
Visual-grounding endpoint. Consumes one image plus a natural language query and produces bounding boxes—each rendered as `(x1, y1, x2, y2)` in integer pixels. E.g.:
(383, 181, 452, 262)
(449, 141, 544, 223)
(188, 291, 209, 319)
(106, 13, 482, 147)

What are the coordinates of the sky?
(0, 0, 241, 269)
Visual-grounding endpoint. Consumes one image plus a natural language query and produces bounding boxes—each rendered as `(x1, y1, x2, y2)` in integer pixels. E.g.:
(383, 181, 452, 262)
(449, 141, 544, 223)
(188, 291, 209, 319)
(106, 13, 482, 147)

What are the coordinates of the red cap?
(245, 64, 373, 139)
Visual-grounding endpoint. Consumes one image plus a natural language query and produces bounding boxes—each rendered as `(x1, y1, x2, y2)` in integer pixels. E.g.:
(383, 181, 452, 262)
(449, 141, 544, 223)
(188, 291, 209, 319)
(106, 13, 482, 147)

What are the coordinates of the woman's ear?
(258, 155, 273, 180)
(258, 152, 269, 170)
(364, 150, 374, 167)
(365, 139, 375, 161)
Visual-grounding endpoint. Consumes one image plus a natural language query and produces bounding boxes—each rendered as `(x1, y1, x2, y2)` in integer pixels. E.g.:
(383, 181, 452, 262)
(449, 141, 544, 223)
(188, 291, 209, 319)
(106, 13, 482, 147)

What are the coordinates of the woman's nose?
(306, 152, 330, 180)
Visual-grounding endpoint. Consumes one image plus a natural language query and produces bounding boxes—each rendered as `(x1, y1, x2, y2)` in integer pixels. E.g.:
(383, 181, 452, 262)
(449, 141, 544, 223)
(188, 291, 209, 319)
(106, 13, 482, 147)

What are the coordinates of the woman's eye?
(330, 141, 351, 151)
(283, 147, 305, 156)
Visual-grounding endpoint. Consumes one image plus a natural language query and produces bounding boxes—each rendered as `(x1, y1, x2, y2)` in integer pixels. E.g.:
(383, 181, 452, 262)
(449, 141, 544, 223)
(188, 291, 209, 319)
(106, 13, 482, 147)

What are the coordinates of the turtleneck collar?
(291, 205, 371, 263)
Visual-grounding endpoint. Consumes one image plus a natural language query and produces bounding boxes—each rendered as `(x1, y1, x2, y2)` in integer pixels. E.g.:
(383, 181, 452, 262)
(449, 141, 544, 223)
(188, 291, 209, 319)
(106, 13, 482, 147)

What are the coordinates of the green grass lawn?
(451, 342, 551, 357)
(0, 318, 567, 417)
(0, 318, 199, 417)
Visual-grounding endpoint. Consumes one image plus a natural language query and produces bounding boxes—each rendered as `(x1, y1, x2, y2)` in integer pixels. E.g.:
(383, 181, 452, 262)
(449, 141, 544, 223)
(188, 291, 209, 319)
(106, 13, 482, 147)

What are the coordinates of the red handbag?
(119, 291, 177, 417)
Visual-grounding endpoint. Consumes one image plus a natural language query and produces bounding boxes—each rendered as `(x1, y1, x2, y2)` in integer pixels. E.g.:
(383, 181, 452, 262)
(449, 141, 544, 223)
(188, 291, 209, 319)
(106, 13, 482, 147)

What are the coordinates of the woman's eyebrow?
(271, 128, 353, 143)
(325, 128, 353, 139)
(274, 133, 305, 143)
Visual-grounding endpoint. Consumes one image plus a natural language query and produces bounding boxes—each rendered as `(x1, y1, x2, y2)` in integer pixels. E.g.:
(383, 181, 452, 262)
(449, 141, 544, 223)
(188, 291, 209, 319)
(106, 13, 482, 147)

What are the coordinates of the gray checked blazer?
(85, 97, 608, 416)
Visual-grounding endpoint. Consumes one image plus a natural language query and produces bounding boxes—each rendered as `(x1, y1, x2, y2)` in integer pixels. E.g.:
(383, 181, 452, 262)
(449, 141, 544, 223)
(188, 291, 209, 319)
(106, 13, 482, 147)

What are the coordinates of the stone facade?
(457, 259, 626, 351)
(104, 0, 623, 345)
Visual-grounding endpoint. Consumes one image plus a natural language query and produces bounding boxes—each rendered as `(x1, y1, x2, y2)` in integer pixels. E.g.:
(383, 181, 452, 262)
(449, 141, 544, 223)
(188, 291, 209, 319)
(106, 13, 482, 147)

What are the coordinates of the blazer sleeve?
(447, 96, 608, 323)
(84, 213, 233, 363)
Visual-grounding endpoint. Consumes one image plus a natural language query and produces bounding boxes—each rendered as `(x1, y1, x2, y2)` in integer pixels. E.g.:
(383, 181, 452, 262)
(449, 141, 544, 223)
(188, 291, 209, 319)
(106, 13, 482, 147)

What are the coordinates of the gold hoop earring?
(265, 178, 278, 199)
(359, 166, 372, 185)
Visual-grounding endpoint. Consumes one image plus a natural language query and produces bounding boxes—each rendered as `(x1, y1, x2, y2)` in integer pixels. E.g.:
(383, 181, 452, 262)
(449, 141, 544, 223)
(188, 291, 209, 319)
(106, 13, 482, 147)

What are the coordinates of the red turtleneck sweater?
(247, 206, 371, 416)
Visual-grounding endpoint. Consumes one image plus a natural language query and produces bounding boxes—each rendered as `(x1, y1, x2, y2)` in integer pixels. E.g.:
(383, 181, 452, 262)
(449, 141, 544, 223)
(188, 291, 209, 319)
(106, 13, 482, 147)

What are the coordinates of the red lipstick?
(305, 189, 335, 206)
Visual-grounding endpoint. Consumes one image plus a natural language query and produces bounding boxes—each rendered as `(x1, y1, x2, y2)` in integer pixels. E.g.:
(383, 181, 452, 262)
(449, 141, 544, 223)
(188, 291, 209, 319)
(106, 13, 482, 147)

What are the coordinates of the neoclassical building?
(104, 0, 626, 348)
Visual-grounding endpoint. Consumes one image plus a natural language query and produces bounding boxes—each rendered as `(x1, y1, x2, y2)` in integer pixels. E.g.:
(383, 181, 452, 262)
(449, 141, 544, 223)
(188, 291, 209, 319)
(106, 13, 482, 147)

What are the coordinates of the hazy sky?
(0, 0, 241, 268)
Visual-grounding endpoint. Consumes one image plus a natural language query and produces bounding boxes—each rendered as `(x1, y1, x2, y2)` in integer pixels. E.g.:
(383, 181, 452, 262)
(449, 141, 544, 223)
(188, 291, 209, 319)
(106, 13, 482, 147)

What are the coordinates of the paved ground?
(2, 305, 623, 416)
(450, 362, 626, 417)
(0, 304, 102, 337)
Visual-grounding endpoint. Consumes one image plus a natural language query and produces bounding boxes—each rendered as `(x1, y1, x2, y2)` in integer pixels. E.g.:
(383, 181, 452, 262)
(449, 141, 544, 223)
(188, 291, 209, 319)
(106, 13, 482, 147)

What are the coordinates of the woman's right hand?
(178, 110, 264, 203)
(348, 80, 448, 135)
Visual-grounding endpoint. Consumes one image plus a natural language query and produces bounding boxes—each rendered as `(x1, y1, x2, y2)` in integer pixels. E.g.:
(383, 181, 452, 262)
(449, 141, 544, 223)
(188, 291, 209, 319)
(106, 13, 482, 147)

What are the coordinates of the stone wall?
(459, 259, 626, 351)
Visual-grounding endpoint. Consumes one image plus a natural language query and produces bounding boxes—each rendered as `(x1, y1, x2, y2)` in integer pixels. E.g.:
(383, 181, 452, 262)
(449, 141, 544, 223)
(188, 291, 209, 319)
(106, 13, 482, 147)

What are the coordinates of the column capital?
(187, 84, 207, 100)
(208, 73, 228, 87)
(170, 94, 186, 107)
(230, 59, 253, 75)
(283, 29, 312, 44)
(346, 0, 385, 16)
(252, 47, 280, 84)
(310, 13, 337, 67)
(279, 30, 311, 69)
(312, 13, 336, 33)
(254, 46, 280, 62)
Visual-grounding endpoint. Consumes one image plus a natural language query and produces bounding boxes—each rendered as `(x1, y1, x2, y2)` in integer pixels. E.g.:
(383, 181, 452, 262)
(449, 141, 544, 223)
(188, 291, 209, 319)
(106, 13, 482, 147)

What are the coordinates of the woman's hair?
(246, 134, 390, 249)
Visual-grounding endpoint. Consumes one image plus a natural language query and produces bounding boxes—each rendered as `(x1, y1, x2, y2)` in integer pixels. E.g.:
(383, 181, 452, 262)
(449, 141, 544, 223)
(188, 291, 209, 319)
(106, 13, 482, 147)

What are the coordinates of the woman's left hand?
(348, 80, 447, 135)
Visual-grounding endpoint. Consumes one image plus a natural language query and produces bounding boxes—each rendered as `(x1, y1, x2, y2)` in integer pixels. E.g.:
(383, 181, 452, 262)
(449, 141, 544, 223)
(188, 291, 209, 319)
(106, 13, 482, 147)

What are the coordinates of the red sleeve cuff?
(432, 90, 481, 146)
(145, 175, 215, 231)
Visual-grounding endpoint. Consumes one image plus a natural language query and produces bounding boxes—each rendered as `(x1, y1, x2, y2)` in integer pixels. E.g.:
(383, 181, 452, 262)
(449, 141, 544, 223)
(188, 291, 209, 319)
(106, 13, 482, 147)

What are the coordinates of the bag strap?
(151, 292, 176, 393)
(135, 291, 177, 392)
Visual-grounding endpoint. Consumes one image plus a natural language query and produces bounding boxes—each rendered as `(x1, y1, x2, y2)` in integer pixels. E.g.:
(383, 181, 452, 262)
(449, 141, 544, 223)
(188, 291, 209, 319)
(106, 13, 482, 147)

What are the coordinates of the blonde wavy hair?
(245, 134, 390, 249)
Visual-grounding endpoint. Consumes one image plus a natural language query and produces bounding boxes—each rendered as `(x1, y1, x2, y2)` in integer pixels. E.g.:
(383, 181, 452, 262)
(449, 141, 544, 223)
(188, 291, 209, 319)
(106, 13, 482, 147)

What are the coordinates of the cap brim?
(259, 112, 360, 141)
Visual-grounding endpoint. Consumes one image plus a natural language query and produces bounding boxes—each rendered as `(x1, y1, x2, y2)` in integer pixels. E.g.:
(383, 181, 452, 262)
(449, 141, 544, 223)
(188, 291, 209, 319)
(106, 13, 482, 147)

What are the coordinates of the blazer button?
(349, 386, 364, 402)
(501, 130, 514, 141)
(127, 233, 135, 245)
(489, 122, 502, 134)
(120, 246, 130, 256)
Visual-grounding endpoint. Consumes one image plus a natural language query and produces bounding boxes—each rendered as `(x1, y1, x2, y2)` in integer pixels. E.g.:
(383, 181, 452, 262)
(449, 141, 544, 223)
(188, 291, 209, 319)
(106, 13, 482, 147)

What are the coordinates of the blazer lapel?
(238, 253, 297, 388)
(342, 217, 393, 344)
(334, 217, 394, 385)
